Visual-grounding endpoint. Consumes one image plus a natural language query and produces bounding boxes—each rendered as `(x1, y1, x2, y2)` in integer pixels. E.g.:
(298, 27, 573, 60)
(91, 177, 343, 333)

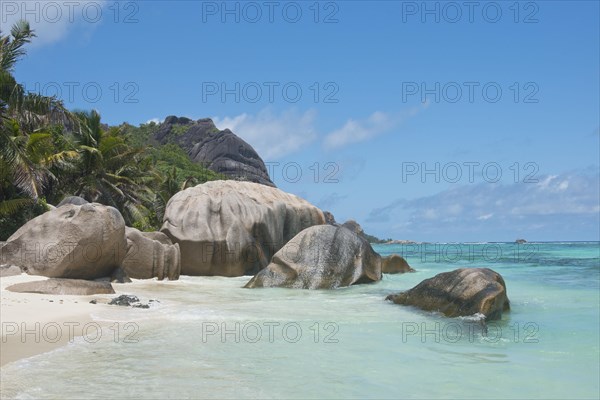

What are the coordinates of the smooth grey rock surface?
(0, 203, 126, 279)
(161, 180, 325, 276)
(386, 268, 510, 320)
(245, 225, 382, 289)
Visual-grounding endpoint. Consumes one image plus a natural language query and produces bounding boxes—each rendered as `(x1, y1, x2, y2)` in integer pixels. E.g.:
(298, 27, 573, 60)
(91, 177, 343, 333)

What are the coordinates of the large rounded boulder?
(161, 180, 325, 276)
(386, 268, 510, 320)
(244, 225, 382, 289)
(382, 254, 415, 274)
(121, 227, 181, 280)
(0, 203, 126, 279)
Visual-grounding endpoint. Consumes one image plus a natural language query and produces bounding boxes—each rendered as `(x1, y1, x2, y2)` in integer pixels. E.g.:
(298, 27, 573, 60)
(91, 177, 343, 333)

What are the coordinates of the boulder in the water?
(245, 225, 382, 289)
(382, 254, 415, 274)
(386, 268, 510, 320)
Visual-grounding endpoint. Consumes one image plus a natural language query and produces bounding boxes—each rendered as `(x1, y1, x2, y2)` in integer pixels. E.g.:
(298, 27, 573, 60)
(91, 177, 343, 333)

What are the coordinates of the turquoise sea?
(1, 242, 599, 399)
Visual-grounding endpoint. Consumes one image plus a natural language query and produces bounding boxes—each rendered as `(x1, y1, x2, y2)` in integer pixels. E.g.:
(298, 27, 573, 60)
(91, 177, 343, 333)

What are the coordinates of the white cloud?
(317, 192, 348, 210)
(146, 118, 161, 124)
(366, 170, 600, 239)
(213, 108, 317, 160)
(538, 175, 557, 189)
(1, 1, 107, 46)
(423, 209, 437, 220)
(322, 103, 428, 150)
(557, 180, 569, 191)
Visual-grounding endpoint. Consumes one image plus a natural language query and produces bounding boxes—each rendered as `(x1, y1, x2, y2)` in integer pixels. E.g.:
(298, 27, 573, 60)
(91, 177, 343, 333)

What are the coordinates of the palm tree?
(151, 166, 197, 227)
(0, 21, 77, 214)
(71, 110, 159, 228)
(0, 20, 224, 238)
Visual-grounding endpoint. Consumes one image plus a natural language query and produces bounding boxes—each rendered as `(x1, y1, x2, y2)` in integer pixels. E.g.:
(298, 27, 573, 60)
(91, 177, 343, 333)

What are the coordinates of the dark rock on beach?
(109, 294, 141, 306)
(155, 116, 274, 186)
(109, 294, 151, 308)
(386, 268, 510, 321)
(245, 225, 382, 289)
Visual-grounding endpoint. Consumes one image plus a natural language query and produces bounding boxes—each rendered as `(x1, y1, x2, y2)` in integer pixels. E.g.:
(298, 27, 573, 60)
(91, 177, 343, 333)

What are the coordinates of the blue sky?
(4, 0, 599, 241)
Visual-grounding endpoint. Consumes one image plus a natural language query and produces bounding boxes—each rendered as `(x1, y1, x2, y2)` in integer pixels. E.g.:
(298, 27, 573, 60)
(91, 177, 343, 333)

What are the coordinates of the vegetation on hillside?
(363, 233, 393, 244)
(0, 21, 224, 239)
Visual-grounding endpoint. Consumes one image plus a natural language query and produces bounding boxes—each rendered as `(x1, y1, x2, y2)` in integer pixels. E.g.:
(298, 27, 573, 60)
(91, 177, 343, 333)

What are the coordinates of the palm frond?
(0, 197, 33, 216)
(0, 20, 35, 72)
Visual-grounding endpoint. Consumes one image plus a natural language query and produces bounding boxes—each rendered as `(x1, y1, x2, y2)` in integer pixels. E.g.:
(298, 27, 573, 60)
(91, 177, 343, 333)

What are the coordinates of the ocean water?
(1, 242, 599, 399)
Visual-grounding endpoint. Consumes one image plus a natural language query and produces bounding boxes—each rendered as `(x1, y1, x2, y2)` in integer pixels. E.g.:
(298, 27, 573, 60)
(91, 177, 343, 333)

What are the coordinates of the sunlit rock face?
(245, 225, 382, 289)
(161, 180, 325, 276)
(386, 268, 510, 321)
(0, 203, 126, 280)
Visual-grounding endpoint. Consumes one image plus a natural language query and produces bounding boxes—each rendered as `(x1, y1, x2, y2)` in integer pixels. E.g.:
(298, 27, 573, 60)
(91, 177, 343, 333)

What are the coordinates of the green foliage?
(171, 124, 190, 136)
(151, 144, 223, 181)
(123, 123, 225, 188)
(121, 122, 159, 148)
(0, 200, 47, 240)
(0, 21, 227, 237)
(363, 232, 392, 244)
(143, 145, 225, 230)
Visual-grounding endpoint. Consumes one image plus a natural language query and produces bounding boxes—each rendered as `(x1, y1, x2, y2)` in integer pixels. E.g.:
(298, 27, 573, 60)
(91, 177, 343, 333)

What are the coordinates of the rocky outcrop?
(7, 278, 115, 295)
(244, 225, 382, 289)
(386, 268, 510, 320)
(154, 117, 274, 186)
(382, 254, 415, 274)
(161, 180, 325, 276)
(121, 227, 181, 280)
(323, 211, 337, 225)
(0, 203, 127, 279)
(340, 219, 383, 243)
(341, 220, 364, 236)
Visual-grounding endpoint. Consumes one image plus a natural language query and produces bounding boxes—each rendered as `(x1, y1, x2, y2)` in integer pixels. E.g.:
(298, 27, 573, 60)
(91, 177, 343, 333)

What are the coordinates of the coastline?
(1, 274, 114, 367)
(1, 243, 598, 399)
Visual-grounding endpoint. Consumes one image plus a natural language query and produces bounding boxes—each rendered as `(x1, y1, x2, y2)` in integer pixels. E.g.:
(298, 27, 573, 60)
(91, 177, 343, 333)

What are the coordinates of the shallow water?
(1, 242, 599, 399)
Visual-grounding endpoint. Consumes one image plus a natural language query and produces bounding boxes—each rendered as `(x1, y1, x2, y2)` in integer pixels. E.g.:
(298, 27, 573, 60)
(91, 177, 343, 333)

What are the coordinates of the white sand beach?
(0, 274, 162, 366)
